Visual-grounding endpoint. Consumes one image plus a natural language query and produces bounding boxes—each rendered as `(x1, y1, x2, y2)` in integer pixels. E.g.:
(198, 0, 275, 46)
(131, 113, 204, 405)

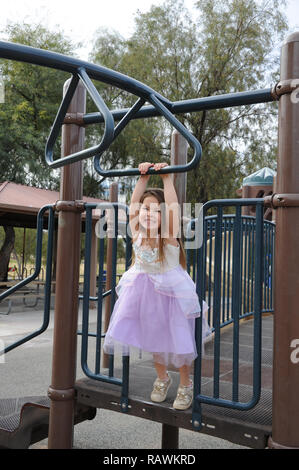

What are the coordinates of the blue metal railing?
(189, 214, 274, 324)
(0, 198, 274, 425)
(192, 198, 268, 430)
(0, 205, 55, 356)
(79, 202, 131, 411)
(79, 199, 274, 422)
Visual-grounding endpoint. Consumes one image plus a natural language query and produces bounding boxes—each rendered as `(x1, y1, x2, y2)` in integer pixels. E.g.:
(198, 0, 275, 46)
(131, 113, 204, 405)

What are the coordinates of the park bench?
(0, 281, 50, 315)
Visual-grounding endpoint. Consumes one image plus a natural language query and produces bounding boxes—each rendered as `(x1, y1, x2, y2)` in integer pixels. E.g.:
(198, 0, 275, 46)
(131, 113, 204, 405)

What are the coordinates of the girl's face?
(139, 196, 161, 235)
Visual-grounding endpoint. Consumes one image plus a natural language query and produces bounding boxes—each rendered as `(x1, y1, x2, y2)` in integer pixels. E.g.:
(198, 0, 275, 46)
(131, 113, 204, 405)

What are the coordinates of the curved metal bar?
(93, 97, 146, 176)
(0, 41, 171, 105)
(45, 68, 115, 169)
(94, 93, 202, 177)
(0, 41, 201, 175)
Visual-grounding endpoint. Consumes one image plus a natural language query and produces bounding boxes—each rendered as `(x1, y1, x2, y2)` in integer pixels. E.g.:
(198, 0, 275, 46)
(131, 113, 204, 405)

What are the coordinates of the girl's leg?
(179, 364, 192, 386)
(153, 354, 168, 380)
(173, 364, 193, 410)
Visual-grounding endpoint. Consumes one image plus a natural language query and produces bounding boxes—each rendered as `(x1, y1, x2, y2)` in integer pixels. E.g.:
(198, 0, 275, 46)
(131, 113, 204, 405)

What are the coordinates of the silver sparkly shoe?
(173, 380, 193, 410)
(150, 374, 172, 403)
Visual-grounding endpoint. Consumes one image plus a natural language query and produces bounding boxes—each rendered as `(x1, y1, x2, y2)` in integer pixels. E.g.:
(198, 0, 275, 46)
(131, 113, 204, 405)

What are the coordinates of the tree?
(0, 22, 77, 189)
(85, 28, 166, 199)
(0, 22, 77, 280)
(89, 0, 288, 207)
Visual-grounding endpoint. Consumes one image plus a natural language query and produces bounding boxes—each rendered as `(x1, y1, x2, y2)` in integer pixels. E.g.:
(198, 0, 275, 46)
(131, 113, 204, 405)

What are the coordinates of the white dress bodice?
(132, 232, 180, 274)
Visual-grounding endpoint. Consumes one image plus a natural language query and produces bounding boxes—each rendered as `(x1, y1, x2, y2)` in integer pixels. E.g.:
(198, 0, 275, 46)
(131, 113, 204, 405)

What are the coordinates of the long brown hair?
(130, 187, 187, 270)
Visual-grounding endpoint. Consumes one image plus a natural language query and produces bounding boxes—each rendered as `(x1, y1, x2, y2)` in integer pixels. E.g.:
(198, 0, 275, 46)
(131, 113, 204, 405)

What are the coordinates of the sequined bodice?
(132, 232, 180, 273)
(135, 245, 159, 263)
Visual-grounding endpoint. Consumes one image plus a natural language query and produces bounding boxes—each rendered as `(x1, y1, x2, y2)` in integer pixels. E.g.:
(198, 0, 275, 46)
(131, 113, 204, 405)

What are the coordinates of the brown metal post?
(164, 129, 188, 450)
(89, 219, 98, 309)
(171, 129, 187, 219)
(47, 79, 86, 449)
(162, 423, 179, 449)
(103, 182, 119, 368)
(269, 32, 299, 449)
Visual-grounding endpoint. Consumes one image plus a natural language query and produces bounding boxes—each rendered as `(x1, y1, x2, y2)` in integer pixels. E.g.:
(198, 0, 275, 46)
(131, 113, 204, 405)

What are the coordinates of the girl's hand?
(138, 162, 154, 175)
(153, 162, 170, 178)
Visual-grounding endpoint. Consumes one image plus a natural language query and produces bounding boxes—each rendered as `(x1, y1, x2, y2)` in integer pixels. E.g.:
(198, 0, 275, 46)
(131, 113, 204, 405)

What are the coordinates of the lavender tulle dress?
(103, 232, 211, 368)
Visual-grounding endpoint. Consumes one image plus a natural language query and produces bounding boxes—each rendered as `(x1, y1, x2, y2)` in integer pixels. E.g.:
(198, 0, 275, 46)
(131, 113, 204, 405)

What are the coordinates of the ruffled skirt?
(103, 264, 211, 368)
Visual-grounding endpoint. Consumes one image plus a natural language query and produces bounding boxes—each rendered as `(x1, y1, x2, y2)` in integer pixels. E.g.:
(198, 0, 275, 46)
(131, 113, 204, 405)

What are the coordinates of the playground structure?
(0, 31, 298, 449)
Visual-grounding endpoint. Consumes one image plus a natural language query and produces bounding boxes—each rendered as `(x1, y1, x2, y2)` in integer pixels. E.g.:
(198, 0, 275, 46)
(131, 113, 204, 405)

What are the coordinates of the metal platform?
(0, 396, 96, 449)
(0, 315, 273, 449)
(75, 315, 273, 449)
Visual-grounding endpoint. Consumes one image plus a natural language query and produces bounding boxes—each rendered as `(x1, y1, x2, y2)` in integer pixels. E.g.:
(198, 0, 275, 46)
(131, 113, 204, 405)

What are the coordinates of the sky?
(0, 0, 298, 60)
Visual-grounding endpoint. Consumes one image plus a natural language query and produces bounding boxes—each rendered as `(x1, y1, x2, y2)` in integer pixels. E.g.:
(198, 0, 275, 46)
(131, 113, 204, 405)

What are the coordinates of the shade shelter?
(0, 180, 127, 300)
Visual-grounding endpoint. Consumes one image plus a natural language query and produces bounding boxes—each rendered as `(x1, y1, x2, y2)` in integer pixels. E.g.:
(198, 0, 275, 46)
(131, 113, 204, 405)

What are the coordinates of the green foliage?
(0, 22, 77, 189)
(89, 0, 287, 202)
(0, 1, 289, 203)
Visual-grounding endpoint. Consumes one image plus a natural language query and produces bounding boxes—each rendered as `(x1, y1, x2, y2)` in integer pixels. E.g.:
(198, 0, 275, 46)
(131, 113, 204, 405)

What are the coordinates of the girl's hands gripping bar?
(138, 162, 155, 175)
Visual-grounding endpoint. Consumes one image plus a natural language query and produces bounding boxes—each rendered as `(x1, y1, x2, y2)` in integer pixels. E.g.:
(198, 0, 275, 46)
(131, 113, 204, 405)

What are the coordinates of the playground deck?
(0, 314, 273, 449)
(76, 314, 273, 449)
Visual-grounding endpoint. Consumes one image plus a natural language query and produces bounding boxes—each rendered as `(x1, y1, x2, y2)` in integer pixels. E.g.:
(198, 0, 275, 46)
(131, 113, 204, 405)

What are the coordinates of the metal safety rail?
(186, 213, 274, 322)
(192, 198, 266, 430)
(78, 199, 274, 425)
(0, 205, 55, 356)
(79, 202, 131, 411)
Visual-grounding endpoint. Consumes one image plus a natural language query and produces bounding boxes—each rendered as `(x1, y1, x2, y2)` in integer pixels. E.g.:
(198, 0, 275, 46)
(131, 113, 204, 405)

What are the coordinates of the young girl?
(103, 161, 211, 410)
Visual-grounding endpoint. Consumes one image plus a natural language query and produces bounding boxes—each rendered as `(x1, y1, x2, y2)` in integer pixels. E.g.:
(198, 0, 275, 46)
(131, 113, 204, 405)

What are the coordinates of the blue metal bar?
(84, 88, 275, 124)
(192, 212, 206, 431)
(213, 206, 223, 398)
(80, 205, 122, 386)
(250, 219, 255, 317)
(0, 205, 54, 355)
(45, 73, 79, 166)
(94, 98, 146, 176)
(267, 223, 271, 308)
(194, 198, 266, 422)
(81, 206, 93, 378)
(222, 218, 227, 324)
(79, 202, 131, 403)
(94, 92, 202, 177)
(252, 203, 263, 404)
(46, 68, 115, 169)
(0, 205, 50, 301)
(270, 223, 275, 310)
(232, 205, 241, 402)
(0, 41, 202, 176)
(120, 209, 132, 412)
(208, 220, 213, 320)
(246, 219, 251, 316)
(95, 211, 106, 374)
(240, 216, 244, 318)
(227, 217, 232, 322)
(148, 93, 201, 173)
(0, 41, 171, 105)
(108, 204, 118, 378)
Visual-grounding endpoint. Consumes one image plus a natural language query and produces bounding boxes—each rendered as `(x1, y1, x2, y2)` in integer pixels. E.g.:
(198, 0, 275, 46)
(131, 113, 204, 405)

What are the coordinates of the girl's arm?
(162, 174, 180, 239)
(129, 163, 153, 238)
